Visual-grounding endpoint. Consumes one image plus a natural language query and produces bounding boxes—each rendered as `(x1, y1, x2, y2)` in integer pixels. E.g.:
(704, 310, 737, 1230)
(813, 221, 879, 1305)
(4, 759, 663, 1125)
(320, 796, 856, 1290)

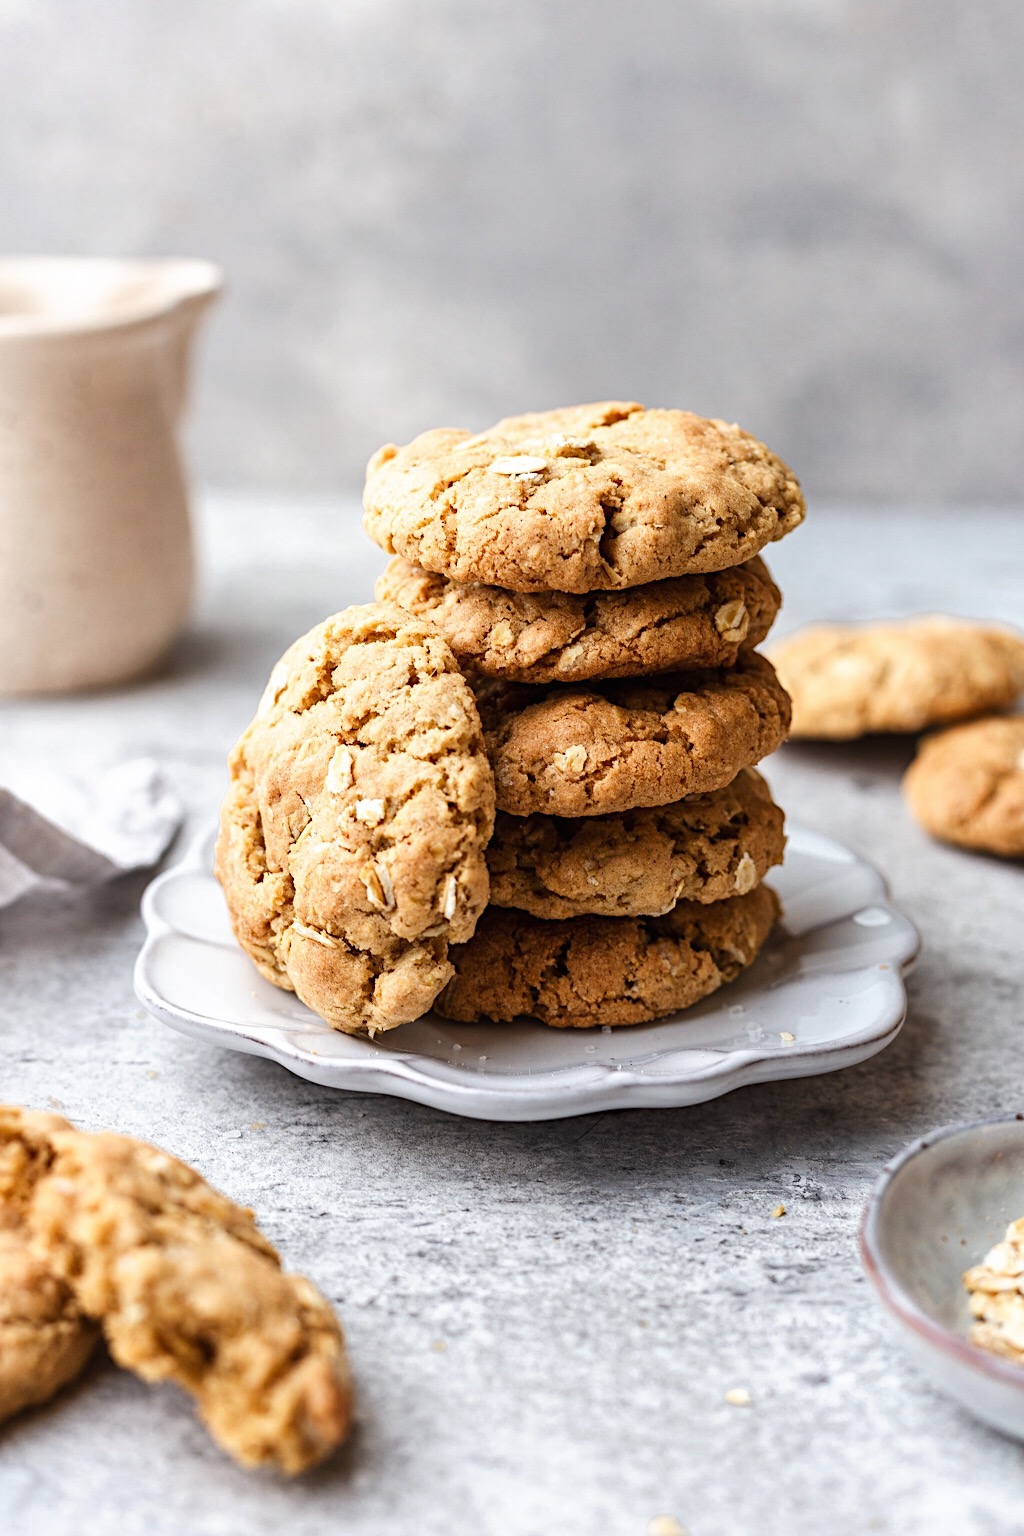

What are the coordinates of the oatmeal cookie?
(364, 402, 805, 593)
(437, 883, 780, 1028)
(375, 554, 781, 683)
(475, 651, 790, 818)
(0, 1109, 97, 1422)
(903, 715, 1024, 857)
(1, 1106, 352, 1474)
(215, 603, 495, 1035)
(487, 769, 785, 918)
(769, 617, 1024, 739)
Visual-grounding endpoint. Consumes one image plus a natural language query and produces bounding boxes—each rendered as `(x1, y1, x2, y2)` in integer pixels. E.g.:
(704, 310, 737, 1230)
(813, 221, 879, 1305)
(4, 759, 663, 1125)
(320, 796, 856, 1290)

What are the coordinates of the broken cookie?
(0, 1107, 352, 1473)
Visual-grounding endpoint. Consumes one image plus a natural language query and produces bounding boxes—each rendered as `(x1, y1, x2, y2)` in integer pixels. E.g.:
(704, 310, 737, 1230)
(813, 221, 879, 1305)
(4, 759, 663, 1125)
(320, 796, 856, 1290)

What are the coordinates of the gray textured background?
(2, 0, 1023, 501)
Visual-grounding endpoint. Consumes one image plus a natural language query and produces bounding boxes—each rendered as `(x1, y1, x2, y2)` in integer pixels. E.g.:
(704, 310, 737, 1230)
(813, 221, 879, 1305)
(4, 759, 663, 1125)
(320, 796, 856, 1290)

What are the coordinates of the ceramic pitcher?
(0, 257, 221, 694)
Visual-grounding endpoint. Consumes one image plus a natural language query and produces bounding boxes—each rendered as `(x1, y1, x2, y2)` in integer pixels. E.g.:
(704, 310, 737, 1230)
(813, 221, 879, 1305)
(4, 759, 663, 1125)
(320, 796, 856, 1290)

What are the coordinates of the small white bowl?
(860, 1116, 1024, 1439)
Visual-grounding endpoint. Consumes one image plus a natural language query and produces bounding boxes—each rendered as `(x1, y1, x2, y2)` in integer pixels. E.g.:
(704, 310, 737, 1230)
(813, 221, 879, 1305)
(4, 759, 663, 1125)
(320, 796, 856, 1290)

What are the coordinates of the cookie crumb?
(647, 1518, 688, 1536)
(779, 1031, 796, 1045)
(724, 1387, 751, 1407)
(771, 1203, 786, 1219)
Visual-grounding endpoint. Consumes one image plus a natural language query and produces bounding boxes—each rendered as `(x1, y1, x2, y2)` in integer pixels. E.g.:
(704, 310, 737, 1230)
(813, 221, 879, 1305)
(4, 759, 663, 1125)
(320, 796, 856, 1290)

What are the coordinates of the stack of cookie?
(367, 401, 805, 1028)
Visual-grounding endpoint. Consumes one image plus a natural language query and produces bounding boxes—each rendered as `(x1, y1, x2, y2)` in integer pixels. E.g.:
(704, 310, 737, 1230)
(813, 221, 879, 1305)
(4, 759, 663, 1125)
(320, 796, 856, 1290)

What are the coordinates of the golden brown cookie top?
(903, 715, 1024, 857)
(375, 555, 781, 684)
(436, 885, 780, 1028)
(364, 402, 805, 593)
(769, 617, 1024, 739)
(475, 651, 791, 818)
(487, 769, 785, 919)
(215, 602, 495, 1035)
(1, 1107, 352, 1474)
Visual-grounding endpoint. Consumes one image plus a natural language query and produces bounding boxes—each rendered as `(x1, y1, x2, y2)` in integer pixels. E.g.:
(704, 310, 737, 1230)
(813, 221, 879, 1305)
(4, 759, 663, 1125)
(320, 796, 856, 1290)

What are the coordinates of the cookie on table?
(364, 401, 805, 594)
(216, 602, 495, 1035)
(487, 769, 785, 919)
(768, 617, 1024, 740)
(375, 554, 781, 683)
(436, 884, 780, 1028)
(474, 651, 791, 818)
(0, 1109, 98, 1423)
(2, 1106, 352, 1474)
(903, 716, 1024, 857)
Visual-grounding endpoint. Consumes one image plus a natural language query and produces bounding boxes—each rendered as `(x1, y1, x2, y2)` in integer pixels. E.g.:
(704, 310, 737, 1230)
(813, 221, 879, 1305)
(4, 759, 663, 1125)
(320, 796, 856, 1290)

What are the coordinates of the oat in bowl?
(861, 1115, 1024, 1440)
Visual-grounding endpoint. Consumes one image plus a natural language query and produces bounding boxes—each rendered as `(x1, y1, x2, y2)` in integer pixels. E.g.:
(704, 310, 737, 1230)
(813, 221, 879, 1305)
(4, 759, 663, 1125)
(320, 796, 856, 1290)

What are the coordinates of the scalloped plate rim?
(134, 823, 920, 1121)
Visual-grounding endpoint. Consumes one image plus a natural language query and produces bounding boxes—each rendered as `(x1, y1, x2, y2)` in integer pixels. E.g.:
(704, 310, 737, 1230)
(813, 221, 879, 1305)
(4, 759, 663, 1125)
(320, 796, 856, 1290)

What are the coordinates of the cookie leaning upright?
(215, 602, 495, 1035)
(364, 402, 806, 593)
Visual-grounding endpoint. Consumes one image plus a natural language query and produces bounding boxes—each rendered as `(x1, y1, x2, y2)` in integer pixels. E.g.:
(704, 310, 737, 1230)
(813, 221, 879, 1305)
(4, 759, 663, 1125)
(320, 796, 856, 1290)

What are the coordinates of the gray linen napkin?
(0, 758, 183, 909)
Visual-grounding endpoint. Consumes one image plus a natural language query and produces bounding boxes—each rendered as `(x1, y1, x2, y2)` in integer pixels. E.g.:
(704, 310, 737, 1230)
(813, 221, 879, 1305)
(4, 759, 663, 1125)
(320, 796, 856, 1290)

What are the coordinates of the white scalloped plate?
(135, 824, 919, 1122)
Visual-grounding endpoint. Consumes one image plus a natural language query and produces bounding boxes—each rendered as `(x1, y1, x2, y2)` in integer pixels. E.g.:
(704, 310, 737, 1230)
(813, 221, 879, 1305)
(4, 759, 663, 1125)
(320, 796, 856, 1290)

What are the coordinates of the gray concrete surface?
(3, 2, 1024, 502)
(0, 497, 1022, 1536)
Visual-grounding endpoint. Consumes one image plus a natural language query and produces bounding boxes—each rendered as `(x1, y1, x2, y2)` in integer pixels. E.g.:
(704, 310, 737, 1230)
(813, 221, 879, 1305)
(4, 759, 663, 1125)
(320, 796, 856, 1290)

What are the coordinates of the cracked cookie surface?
(215, 602, 495, 1035)
(903, 715, 1024, 857)
(1, 1106, 352, 1474)
(375, 554, 781, 683)
(364, 401, 805, 594)
(0, 1109, 97, 1423)
(437, 883, 780, 1028)
(487, 769, 785, 918)
(475, 651, 790, 818)
(769, 617, 1024, 739)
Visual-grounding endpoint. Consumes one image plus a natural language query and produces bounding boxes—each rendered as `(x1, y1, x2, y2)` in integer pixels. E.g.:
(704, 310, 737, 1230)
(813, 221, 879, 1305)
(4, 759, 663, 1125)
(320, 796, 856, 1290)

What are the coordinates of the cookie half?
(487, 769, 785, 919)
(769, 617, 1024, 739)
(216, 602, 495, 1035)
(375, 555, 781, 683)
(903, 716, 1024, 857)
(364, 401, 805, 593)
(0, 1109, 98, 1423)
(3, 1106, 353, 1475)
(475, 651, 791, 818)
(436, 884, 780, 1028)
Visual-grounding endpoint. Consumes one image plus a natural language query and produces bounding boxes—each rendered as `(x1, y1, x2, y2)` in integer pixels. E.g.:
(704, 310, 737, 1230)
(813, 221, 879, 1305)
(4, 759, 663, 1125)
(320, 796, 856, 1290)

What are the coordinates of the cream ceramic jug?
(0, 257, 221, 694)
